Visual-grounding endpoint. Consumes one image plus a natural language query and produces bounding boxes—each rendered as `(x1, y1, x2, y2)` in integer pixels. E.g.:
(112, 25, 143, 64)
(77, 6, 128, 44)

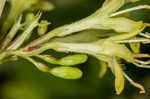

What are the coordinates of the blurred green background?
(1, 0, 150, 99)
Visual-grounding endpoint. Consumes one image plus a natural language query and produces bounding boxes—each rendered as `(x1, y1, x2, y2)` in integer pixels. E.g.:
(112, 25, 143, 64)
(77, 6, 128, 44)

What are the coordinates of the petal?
(109, 57, 125, 95)
(95, 0, 125, 16)
(98, 40, 134, 62)
(99, 61, 107, 78)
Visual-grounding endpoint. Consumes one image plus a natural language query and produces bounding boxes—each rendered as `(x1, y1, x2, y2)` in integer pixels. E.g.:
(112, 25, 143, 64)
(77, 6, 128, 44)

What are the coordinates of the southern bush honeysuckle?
(12, 36, 144, 95)
(1, 0, 150, 95)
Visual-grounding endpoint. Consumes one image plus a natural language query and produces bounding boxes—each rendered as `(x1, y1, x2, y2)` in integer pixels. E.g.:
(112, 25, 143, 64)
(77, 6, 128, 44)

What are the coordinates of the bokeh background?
(1, 0, 150, 99)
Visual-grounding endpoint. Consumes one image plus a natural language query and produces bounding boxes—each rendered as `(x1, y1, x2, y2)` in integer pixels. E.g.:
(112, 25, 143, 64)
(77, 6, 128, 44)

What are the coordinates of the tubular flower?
(25, 0, 149, 48)
(12, 36, 145, 94)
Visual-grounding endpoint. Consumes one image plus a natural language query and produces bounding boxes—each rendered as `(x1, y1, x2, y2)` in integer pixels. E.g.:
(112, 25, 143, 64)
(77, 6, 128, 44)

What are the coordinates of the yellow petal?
(96, 0, 125, 16)
(99, 61, 107, 78)
(111, 57, 125, 95)
(99, 40, 134, 62)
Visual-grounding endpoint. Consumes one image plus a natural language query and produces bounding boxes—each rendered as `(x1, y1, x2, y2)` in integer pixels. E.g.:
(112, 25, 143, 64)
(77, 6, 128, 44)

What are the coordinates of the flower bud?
(59, 54, 88, 66)
(49, 67, 83, 79)
(38, 20, 50, 36)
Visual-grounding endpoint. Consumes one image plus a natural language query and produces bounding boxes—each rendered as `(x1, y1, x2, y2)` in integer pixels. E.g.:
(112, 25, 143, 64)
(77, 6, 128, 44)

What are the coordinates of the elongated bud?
(37, 54, 88, 66)
(24, 13, 35, 41)
(98, 61, 107, 78)
(59, 54, 88, 66)
(38, 20, 50, 36)
(49, 67, 83, 79)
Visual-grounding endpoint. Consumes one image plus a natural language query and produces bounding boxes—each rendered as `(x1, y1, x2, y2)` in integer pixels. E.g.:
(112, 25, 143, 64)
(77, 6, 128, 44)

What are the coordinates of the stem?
(0, 0, 6, 19)
(14, 42, 58, 57)
(1, 16, 22, 50)
(1, 7, 19, 39)
(24, 56, 50, 72)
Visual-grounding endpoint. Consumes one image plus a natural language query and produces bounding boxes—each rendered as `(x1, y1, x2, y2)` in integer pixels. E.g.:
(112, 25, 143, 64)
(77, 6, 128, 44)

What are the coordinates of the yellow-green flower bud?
(38, 20, 49, 36)
(49, 67, 83, 79)
(59, 54, 88, 66)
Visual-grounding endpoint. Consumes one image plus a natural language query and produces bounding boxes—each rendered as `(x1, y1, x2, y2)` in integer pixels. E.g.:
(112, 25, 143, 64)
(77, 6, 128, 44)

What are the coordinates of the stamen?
(111, 5, 150, 17)
(117, 39, 150, 43)
(145, 23, 150, 27)
(123, 71, 145, 94)
(139, 33, 150, 39)
(133, 62, 150, 69)
(134, 54, 150, 58)
(135, 59, 149, 65)
(133, 54, 150, 68)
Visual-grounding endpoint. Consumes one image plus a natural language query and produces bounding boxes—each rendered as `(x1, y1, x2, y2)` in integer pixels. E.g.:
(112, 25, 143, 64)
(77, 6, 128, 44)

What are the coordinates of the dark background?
(1, 0, 150, 99)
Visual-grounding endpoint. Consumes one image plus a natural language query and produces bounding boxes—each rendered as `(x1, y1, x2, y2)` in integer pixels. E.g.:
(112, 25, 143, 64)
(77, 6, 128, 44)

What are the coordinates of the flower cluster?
(1, 0, 150, 95)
